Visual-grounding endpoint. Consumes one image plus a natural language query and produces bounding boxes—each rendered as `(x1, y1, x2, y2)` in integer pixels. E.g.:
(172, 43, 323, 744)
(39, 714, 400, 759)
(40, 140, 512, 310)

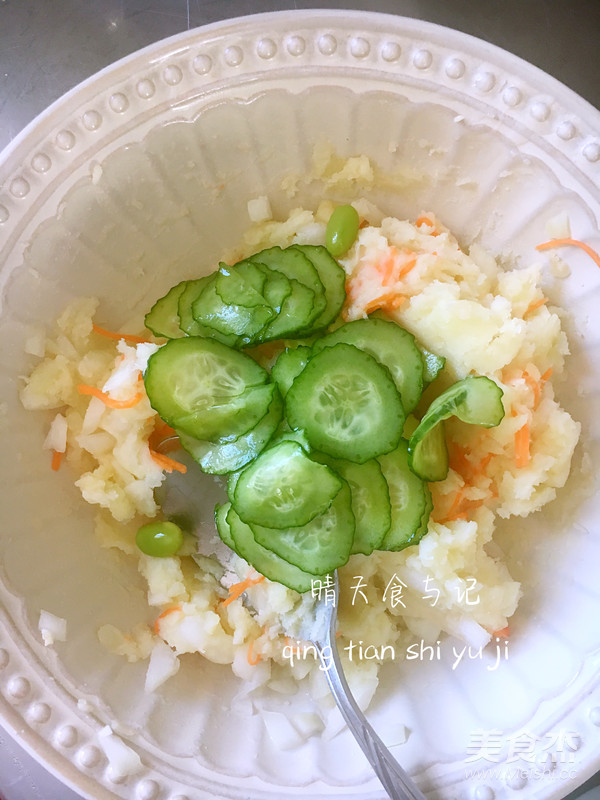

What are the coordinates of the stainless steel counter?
(0, 1, 599, 798)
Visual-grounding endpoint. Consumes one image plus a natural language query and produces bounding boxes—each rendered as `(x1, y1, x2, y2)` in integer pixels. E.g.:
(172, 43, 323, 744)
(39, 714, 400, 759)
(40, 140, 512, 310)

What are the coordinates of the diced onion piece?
(247, 195, 272, 223)
(43, 414, 68, 453)
(97, 725, 143, 779)
(24, 329, 46, 357)
(38, 610, 67, 646)
(144, 640, 180, 693)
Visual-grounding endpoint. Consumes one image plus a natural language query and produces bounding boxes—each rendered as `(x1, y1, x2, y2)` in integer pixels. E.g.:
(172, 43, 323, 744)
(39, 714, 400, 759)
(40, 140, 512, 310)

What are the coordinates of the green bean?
(136, 520, 183, 557)
(325, 204, 360, 258)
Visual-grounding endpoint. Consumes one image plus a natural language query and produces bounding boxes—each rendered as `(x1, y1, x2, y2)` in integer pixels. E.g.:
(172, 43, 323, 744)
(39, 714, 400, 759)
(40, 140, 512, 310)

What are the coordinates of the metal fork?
(311, 571, 427, 800)
(157, 466, 426, 799)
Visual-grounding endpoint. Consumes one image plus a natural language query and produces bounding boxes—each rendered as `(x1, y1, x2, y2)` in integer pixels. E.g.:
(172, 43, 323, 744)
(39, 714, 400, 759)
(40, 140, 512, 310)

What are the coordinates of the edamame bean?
(136, 520, 183, 557)
(325, 204, 360, 258)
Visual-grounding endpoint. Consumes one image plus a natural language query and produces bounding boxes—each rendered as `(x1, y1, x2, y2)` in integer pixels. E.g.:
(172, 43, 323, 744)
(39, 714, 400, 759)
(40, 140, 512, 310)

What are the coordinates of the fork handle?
(316, 643, 428, 800)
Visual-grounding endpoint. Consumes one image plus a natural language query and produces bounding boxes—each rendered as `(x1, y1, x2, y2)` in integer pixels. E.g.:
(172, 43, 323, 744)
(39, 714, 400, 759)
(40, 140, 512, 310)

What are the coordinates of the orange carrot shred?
(524, 297, 547, 316)
(149, 422, 179, 453)
(153, 605, 183, 635)
(92, 323, 152, 344)
(378, 252, 398, 286)
(514, 423, 530, 468)
(536, 237, 600, 269)
(522, 371, 541, 408)
(540, 367, 553, 382)
(149, 450, 187, 474)
(222, 575, 265, 607)
(51, 450, 63, 471)
(493, 626, 511, 638)
(364, 292, 407, 315)
(247, 637, 262, 666)
(397, 256, 417, 278)
(77, 384, 142, 409)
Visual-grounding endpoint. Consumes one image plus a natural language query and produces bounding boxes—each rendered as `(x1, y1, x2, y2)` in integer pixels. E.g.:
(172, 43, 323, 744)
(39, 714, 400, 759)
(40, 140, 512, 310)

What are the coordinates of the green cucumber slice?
(178, 277, 238, 346)
(312, 318, 424, 414)
(378, 440, 432, 551)
(253, 263, 292, 313)
(215, 502, 238, 552)
(259, 277, 316, 341)
(420, 346, 446, 386)
(271, 346, 311, 397)
(250, 479, 355, 574)
(232, 440, 343, 529)
(144, 337, 273, 441)
(192, 273, 274, 340)
(409, 375, 505, 481)
(215, 261, 269, 307)
(145, 281, 187, 339)
(178, 387, 283, 474)
(227, 506, 320, 593)
(291, 244, 346, 331)
(314, 453, 391, 555)
(248, 245, 327, 322)
(285, 342, 405, 463)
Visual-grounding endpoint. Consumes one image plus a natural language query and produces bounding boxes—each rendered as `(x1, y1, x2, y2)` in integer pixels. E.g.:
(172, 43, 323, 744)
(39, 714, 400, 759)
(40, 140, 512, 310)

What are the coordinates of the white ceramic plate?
(1, 10, 600, 800)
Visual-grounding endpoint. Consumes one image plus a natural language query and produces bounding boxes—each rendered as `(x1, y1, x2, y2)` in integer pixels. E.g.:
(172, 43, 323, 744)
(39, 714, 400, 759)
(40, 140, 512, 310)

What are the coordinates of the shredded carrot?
(378, 250, 398, 286)
(51, 450, 63, 471)
(149, 422, 179, 453)
(149, 450, 187, 474)
(536, 237, 600, 269)
(540, 367, 553, 382)
(221, 574, 265, 607)
(514, 423, 530, 468)
(448, 444, 493, 484)
(524, 297, 547, 316)
(415, 215, 438, 234)
(77, 384, 142, 409)
(493, 626, 511, 638)
(92, 323, 152, 345)
(364, 292, 406, 315)
(522, 371, 541, 408)
(247, 637, 262, 666)
(397, 255, 417, 279)
(153, 605, 183, 635)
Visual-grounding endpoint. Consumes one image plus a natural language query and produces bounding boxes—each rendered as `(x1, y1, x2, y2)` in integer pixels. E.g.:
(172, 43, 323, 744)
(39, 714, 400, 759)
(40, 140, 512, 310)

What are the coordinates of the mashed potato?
(20, 196, 580, 730)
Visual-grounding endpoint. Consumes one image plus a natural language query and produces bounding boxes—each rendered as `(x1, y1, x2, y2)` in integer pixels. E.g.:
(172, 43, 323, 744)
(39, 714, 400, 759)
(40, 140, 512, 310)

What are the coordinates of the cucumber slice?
(178, 277, 211, 334)
(312, 318, 424, 414)
(291, 244, 346, 330)
(178, 277, 238, 346)
(259, 278, 316, 341)
(314, 453, 391, 555)
(378, 440, 432, 551)
(271, 345, 311, 397)
(420, 346, 446, 386)
(250, 479, 355, 574)
(408, 420, 448, 482)
(248, 245, 327, 322)
(232, 440, 343, 528)
(144, 337, 273, 441)
(178, 387, 283, 474)
(215, 260, 268, 306)
(215, 502, 238, 552)
(227, 506, 320, 593)
(145, 281, 187, 339)
(253, 263, 292, 313)
(409, 375, 505, 481)
(192, 273, 274, 340)
(285, 342, 405, 463)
